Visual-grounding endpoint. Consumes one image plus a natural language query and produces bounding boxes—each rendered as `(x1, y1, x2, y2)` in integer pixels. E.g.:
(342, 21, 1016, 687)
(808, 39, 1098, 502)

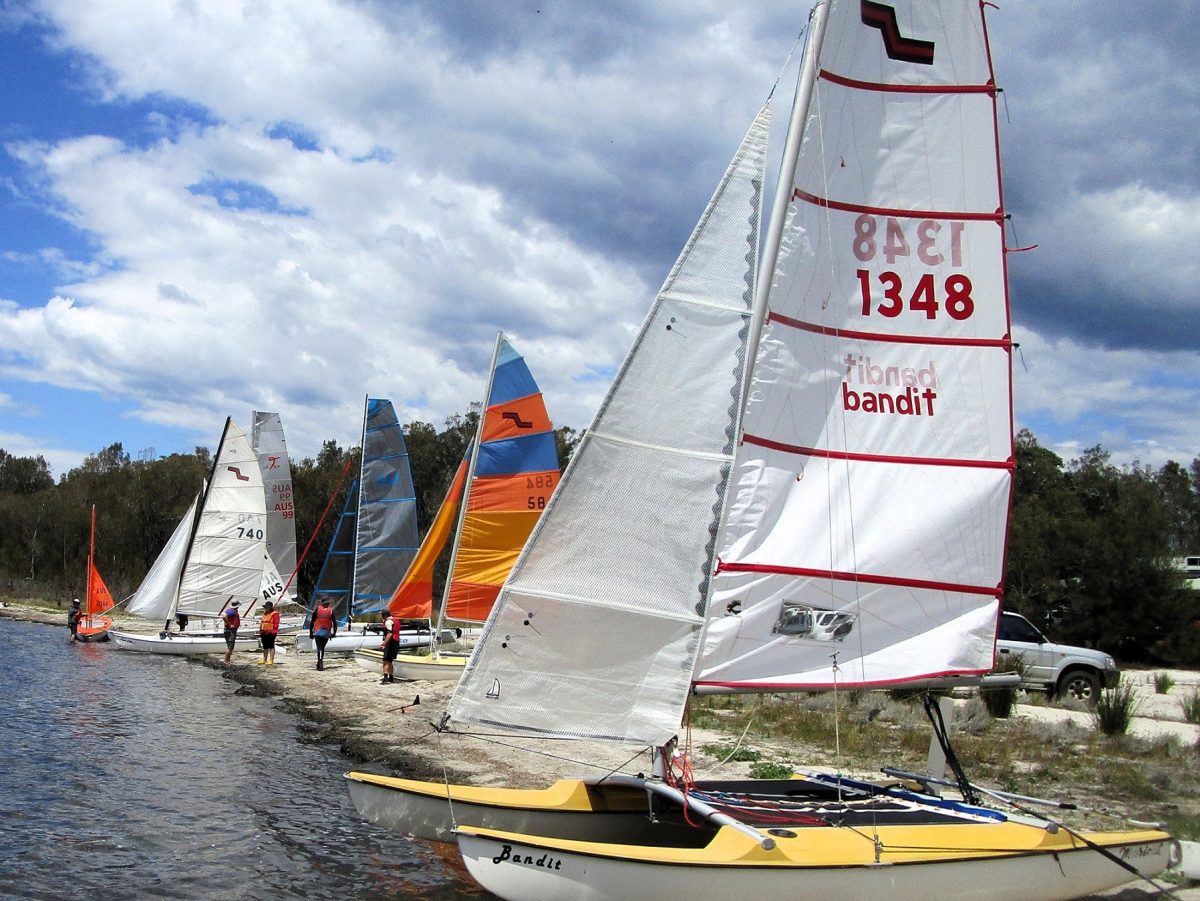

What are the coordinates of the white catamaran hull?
(382, 652, 467, 681)
(110, 629, 259, 655)
(295, 628, 454, 655)
(456, 823, 1178, 901)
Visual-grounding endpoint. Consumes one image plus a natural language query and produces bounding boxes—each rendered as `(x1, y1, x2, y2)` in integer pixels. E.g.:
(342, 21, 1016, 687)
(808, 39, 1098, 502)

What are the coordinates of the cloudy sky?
(1, 0, 1197, 481)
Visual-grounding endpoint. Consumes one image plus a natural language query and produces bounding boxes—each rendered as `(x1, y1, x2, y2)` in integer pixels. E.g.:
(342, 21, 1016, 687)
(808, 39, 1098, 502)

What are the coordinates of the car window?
(999, 614, 1043, 644)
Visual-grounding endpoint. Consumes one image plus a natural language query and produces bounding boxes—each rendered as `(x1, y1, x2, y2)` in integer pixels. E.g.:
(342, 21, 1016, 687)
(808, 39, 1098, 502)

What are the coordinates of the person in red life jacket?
(380, 613, 402, 684)
(309, 598, 337, 671)
(258, 601, 280, 666)
(222, 600, 241, 666)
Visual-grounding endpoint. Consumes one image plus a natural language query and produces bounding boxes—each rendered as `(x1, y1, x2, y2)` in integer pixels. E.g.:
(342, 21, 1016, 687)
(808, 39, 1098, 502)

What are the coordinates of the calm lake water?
(0, 618, 484, 900)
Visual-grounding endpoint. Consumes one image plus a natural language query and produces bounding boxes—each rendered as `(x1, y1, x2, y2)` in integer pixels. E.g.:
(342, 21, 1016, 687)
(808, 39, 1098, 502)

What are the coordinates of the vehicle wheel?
(1057, 669, 1101, 707)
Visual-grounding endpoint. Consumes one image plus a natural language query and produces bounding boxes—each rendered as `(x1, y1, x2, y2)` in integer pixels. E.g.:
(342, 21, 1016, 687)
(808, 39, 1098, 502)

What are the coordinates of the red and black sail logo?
(861, 1, 935, 65)
(502, 410, 533, 429)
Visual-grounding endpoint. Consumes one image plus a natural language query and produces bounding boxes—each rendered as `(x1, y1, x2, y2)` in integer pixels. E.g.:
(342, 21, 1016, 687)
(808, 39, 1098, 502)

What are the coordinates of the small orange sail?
(388, 450, 471, 620)
(78, 505, 115, 640)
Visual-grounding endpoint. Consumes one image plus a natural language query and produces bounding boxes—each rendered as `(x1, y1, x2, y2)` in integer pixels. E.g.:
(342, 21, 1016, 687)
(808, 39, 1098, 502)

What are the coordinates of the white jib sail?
(176, 419, 269, 619)
(447, 105, 771, 746)
(252, 411, 298, 601)
(126, 493, 201, 621)
(701, 0, 1012, 691)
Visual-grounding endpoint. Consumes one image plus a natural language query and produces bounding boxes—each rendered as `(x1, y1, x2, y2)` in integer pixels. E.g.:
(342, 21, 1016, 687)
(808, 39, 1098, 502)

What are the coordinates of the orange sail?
(78, 505, 115, 640)
(85, 559, 116, 615)
(443, 335, 559, 623)
(388, 450, 471, 619)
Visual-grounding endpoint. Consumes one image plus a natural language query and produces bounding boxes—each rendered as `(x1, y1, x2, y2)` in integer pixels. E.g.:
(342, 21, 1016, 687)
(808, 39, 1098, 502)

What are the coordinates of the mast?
(349, 394, 369, 620)
(86, 504, 96, 614)
(742, 0, 831, 413)
(432, 332, 502, 642)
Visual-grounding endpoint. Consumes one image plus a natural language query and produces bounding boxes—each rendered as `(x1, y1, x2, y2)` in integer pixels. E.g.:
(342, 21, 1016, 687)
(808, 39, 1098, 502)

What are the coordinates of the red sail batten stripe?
(819, 68, 996, 96)
(696, 666, 992, 692)
(714, 561, 1002, 598)
(767, 311, 1011, 349)
(741, 433, 1014, 471)
(792, 188, 1002, 223)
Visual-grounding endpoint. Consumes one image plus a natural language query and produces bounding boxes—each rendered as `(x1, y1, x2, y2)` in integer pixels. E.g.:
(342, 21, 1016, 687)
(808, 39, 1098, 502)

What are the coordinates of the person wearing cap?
(222, 600, 242, 666)
(68, 599, 81, 642)
(258, 601, 280, 666)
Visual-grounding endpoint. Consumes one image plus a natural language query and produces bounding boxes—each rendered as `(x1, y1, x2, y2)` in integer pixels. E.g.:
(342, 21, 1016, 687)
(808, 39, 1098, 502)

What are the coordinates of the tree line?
(2, 422, 1197, 666)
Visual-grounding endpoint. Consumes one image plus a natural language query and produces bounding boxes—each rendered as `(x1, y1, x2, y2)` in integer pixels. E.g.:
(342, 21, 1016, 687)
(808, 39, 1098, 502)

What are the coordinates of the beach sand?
(5, 599, 1195, 899)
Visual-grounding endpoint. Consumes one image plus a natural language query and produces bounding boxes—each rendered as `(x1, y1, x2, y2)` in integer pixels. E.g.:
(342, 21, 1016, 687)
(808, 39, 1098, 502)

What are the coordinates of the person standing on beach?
(222, 600, 241, 666)
(309, 598, 336, 671)
(258, 601, 280, 666)
(380, 613, 401, 684)
(67, 599, 81, 642)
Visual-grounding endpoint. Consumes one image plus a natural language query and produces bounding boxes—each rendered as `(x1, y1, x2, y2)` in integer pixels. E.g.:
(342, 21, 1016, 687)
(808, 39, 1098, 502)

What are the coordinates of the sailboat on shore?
(349, 2, 1177, 897)
(354, 333, 560, 681)
(74, 504, 115, 642)
(295, 398, 437, 654)
(110, 418, 267, 655)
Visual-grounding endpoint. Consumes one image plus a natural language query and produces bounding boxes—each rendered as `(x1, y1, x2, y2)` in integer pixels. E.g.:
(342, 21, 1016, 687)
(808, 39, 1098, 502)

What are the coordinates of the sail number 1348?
(853, 214, 974, 321)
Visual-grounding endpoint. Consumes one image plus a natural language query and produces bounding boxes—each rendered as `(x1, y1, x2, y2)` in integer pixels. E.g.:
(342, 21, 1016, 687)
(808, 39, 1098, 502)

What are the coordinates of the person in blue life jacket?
(222, 600, 241, 666)
(309, 598, 337, 671)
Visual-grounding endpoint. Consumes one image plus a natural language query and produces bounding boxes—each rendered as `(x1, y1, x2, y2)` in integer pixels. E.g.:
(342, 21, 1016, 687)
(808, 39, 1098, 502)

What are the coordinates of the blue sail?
(309, 398, 419, 621)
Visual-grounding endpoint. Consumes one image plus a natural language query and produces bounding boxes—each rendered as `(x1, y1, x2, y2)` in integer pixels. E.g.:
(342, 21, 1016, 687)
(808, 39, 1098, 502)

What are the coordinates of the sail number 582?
(857, 270, 974, 320)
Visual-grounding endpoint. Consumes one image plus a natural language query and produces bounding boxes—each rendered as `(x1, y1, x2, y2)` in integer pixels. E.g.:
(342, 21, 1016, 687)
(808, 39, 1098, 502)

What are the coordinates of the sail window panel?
(745, 328, 1012, 463)
(596, 298, 750, 457)
(361, 456, 416, 501)
(358, 500, 420, 554)
(721, 452, 1010, 592)
(802, 84, 999, 216)
(700, 569, 997, 689)
(451, 588, 699, 746)
(506, 435, 725, 622)
(778, 207, 1008, 341)
(821, 0, 992, 89)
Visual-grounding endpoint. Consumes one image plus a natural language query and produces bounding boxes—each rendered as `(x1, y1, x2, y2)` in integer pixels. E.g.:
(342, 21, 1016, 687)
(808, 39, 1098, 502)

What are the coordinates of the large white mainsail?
(446, 105, 771, 746)
(701, 0, 1010, 690)
(251, 411, 298, 602)
(174, 419, 269, 619)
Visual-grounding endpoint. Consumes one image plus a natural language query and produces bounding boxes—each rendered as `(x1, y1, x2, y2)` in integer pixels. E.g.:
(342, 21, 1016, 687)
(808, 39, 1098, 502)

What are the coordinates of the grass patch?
(700, 743, 760, 763)
(1153, 672, 1175, 694)
(748, 760, 794, 780)
(1093, 681, 1139, 736)
(1181, 688, 1200, 725)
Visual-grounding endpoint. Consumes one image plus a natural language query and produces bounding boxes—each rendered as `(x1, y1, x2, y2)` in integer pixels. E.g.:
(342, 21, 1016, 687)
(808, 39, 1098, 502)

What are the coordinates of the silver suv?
(995, 611, 1120, 706)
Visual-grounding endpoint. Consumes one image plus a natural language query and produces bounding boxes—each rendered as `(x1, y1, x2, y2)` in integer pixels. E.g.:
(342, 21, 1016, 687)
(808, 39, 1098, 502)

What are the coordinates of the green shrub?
(1093, 681, 1139, 736)
(1153, 672, 1174, 694)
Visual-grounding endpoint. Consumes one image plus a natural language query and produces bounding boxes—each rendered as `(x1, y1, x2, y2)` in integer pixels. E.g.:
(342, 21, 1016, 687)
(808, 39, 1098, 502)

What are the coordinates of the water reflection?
(0, 619, 485, 899)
